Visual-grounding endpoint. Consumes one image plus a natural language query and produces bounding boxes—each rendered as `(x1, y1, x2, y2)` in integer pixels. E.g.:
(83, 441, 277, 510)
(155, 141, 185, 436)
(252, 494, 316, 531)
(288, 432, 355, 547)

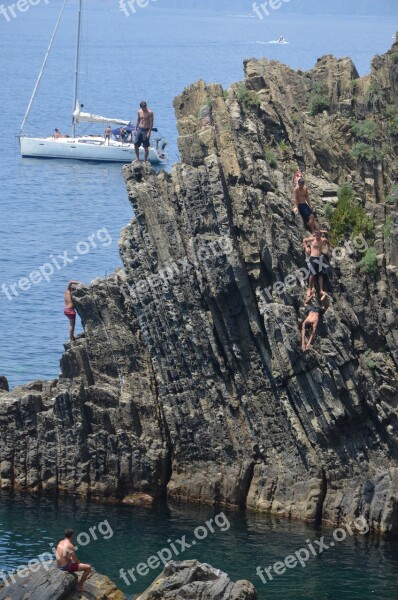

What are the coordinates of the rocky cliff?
(1, 41, 398, 534)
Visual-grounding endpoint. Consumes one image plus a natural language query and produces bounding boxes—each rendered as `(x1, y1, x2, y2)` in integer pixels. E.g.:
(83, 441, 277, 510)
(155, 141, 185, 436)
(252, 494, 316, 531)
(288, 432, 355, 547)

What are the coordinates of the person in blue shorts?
(134, 101, 154, 163)
(293, 178, 319, 232)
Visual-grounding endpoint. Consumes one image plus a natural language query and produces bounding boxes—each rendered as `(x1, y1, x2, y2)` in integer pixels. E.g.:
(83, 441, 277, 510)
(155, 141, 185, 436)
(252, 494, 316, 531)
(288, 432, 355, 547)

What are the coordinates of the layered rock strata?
(136, 560, 256, 600)
(1, 41, 398, 533)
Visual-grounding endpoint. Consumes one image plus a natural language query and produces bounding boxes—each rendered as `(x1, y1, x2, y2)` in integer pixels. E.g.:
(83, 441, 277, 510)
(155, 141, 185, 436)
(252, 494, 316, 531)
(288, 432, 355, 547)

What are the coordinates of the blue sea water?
(1, 4, 398, 597)
(0, 492, 398, 599)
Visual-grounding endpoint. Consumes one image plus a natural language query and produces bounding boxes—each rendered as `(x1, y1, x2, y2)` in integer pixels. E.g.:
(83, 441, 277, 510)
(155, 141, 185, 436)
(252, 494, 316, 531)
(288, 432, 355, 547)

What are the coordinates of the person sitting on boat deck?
(293, 178, 319, 232)
(56, 528, 92, 592)
(134, 100, 154, 163)
(104, 125, 111, 146)
(301, 290, 329, 352)
(64, 280, 79, 342)
(304, 230, 332, 297)
(53, 128, 64, 139)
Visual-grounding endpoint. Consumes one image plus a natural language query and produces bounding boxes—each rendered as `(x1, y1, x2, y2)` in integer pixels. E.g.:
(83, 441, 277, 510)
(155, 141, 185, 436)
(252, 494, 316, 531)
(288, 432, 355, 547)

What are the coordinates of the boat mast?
(72, 0, 83, 137)
(19, 0, 67, 136)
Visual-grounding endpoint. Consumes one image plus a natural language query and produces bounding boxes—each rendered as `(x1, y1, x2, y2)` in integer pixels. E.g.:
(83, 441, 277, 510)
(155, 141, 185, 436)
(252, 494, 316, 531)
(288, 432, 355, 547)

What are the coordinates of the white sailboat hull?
(20, 135, 167, 165)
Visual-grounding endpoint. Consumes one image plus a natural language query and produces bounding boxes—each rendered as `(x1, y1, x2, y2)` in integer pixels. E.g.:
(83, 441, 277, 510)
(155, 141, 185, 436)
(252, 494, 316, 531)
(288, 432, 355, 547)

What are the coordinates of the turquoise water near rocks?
(0, 2, 396, 388)
(0, 492, 398, 599)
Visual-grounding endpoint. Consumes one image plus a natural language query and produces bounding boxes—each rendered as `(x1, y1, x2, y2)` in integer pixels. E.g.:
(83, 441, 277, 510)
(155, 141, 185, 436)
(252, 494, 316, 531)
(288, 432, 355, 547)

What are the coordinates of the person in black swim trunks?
(293, 178, 319, 232)
(303, 230, 332, 296)
(301, 290, 329, 351)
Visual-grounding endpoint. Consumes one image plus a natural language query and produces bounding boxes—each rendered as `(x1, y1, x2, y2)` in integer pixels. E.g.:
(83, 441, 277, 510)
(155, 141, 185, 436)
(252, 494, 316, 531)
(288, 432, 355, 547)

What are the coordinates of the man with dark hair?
(134, 100, 154, 163)
(56, 529, 92, 592)
(293, 178, 319, 232)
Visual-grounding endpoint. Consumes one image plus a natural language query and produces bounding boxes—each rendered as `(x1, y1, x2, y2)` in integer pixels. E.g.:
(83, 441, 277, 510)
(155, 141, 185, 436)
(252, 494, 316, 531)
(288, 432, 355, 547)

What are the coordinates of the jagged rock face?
(0, 566, 124, 600)
(136, 560, 257, 600)
(1, 43, 398, 533)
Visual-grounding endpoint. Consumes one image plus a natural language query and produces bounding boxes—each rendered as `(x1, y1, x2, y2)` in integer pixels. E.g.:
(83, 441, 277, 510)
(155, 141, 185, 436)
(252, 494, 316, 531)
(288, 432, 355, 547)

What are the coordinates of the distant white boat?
(19, 0, 168, 165)
(256, 38, 289, 45)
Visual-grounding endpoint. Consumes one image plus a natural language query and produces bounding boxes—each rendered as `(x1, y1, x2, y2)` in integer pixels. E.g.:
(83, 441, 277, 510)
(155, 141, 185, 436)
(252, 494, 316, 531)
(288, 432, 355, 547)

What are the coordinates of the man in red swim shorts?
(56, 528, 92, 592)
(64, 280, 79, 341)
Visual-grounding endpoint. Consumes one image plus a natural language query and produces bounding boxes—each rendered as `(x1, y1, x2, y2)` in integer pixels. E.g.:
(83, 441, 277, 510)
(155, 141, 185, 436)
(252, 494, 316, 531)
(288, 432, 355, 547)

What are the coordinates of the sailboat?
(19, 0, 168, 165)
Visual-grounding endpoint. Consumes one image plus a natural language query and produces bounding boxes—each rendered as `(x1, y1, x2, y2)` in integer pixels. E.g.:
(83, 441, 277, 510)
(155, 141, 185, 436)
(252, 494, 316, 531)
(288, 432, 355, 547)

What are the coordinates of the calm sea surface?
(1, 3, 398, 597)
(0, 492, 398, 599)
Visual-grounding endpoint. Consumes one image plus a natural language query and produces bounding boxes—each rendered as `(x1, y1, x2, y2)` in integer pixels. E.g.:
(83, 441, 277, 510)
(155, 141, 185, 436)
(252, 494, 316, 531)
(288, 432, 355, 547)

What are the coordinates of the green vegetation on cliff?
(328, 183, 373, 244)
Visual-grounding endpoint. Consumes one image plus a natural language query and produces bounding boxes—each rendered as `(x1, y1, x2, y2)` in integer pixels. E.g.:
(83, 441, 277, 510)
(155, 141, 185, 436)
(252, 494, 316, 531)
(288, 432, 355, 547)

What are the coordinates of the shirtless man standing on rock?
(293, 178, 319, 232)
(134, 100, 154, 163)
(56, 528, 92, 592)
(303, 230, 331, 296)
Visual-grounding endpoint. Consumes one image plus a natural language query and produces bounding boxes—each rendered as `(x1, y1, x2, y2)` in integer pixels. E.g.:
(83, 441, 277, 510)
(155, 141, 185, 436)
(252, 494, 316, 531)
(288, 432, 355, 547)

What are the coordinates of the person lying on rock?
(56, 528, 92, 592)
(303, 230, 332, 296)
(293, 178, 319, 232)
(64, 281, 79, 342)
(301, 290, 329, 351)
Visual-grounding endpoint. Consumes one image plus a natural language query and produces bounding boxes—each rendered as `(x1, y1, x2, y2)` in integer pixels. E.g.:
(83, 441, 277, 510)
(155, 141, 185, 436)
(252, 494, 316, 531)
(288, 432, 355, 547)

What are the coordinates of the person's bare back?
(56, 529, 92, 592)
(56, 538, 74, 567)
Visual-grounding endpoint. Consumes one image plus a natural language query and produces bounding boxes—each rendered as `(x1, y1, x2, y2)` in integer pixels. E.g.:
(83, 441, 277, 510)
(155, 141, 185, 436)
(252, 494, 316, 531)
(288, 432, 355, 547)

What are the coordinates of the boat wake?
(256, 40, 289, 45)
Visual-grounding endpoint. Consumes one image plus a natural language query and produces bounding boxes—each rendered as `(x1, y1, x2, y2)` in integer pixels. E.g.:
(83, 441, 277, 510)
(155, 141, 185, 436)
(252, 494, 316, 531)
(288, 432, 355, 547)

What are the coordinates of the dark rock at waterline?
(0, 376, 8, 392)
(0, 566, 124, 600)
(136, 560, 257, 600)
(1, 39, 398, 533)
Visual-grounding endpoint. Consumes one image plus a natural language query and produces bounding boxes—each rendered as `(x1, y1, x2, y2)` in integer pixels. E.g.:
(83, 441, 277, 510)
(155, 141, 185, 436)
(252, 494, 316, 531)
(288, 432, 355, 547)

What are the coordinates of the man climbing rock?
(64, 280, 79, 342)
(303, 230, 332, 296)
(301, 290, 329, 351)
(292, 167, 303, 188)
(293, 177, 319, 232)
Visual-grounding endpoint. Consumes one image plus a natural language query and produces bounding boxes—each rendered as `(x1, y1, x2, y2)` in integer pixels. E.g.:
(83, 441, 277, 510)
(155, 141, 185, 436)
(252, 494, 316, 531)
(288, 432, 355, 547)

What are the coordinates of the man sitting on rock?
(56, 528, 92, 592)
(293, 178, 319, 232)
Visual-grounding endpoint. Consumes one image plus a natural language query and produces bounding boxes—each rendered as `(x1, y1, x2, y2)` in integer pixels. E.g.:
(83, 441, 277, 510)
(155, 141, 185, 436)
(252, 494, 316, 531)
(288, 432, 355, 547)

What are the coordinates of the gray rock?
(0, 566, 124, 600)
(136, 560, 256, 600)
